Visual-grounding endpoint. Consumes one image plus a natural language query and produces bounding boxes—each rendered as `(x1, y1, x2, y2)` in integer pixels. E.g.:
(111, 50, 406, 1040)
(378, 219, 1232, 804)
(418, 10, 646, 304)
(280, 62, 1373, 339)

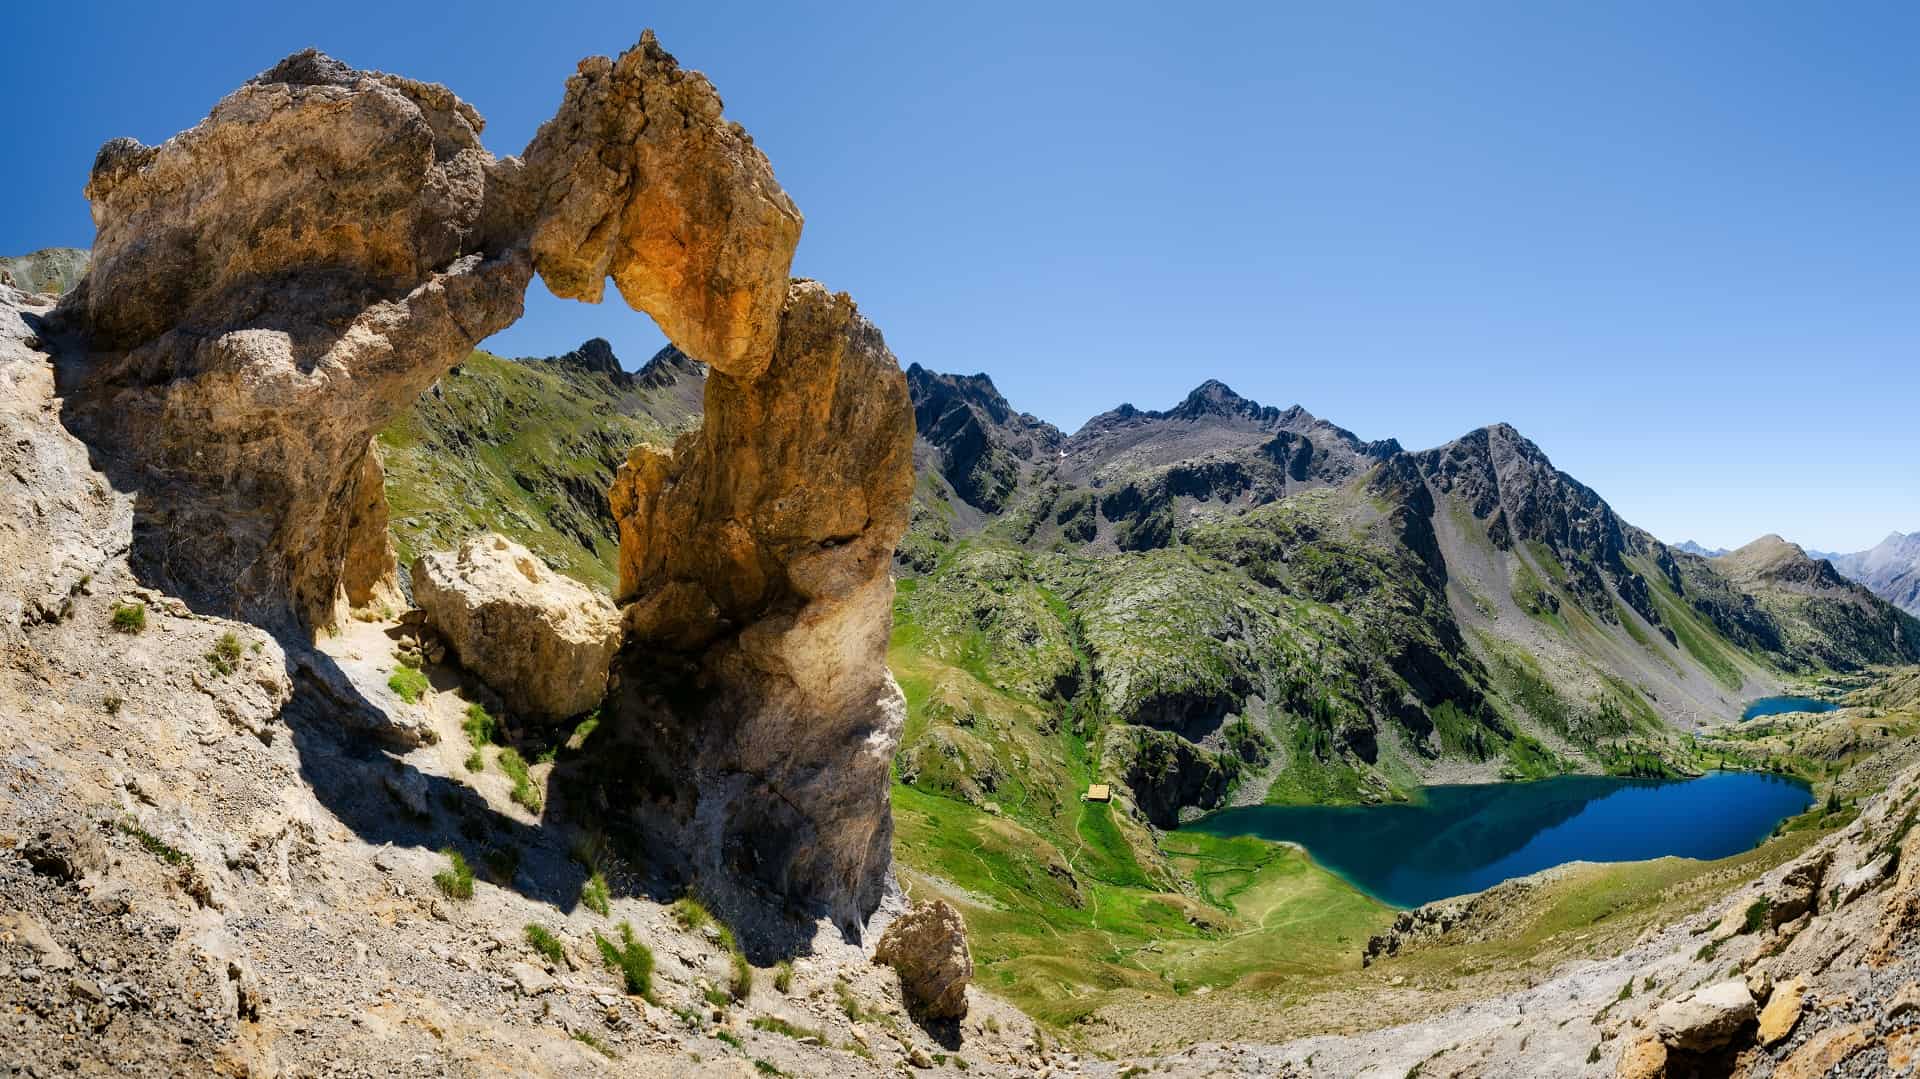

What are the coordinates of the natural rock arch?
(54, 33, 912, 933)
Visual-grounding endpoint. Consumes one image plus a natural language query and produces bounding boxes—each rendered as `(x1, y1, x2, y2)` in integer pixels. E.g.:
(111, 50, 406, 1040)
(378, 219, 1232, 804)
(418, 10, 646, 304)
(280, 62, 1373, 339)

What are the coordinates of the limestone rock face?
(58, 31, 913, 936)
(607, 279, 914, 933)
(523, 33, 802, 378)
(57, 49, 533, 631)
(873, 900, 973, 1021)
(1650, 979, 1755, 1051)
(412, 535, 620, 720)
(57, 33, 799, 636)
(1757, 976, 1807, 1045)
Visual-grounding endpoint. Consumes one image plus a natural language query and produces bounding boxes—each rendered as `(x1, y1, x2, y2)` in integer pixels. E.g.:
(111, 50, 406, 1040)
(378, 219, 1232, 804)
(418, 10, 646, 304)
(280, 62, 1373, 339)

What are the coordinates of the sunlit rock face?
(522, 33, 802, 379)
(58, 32, 914, 932)
(609, 280, 913, 933)
(58, 48, 534, 631)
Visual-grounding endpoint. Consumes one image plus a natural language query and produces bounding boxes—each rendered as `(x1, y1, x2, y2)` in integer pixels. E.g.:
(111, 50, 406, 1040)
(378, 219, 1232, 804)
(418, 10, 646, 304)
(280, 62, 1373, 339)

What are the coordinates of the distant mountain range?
(370, 344, 1919, 825)
(1807, 532, 1920, 617)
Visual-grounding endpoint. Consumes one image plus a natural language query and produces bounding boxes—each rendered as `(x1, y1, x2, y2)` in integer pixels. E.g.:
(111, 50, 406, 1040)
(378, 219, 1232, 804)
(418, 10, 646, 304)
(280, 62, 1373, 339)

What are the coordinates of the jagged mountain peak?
(906, 363, 1028, 427)
(533, 337, 627, 379)
(633, 344, 706, 390)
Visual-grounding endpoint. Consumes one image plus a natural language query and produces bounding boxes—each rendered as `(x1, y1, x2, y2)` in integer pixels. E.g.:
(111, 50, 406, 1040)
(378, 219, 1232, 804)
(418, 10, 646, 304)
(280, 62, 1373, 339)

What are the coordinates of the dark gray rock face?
(906, 364, 1062, 513)
(1411, 423, 1660, 628)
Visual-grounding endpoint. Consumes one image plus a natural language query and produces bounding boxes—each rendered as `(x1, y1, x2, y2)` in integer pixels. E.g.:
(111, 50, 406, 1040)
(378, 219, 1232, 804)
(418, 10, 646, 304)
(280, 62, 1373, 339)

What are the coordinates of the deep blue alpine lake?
(1742, 695, 1841, 721)
(1188, 771, 1812, 908)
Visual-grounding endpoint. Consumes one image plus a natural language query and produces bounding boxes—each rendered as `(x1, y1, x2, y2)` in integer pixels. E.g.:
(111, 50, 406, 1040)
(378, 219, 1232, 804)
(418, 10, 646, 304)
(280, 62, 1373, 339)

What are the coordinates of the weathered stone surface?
(1836, 854, 1891, 905)
(54, 30, 909, 937)
(1614, 1033, 1666, 1079)
(1770, 850, 1832, 929)
(57, 50, 533, 631)
(1757, 976, 1806, 1045)
(607, 279, 914, 933)
(523, 31, 801, 377)
(57, 34, 800, 637)
(1774, 1022, 1871, 1079)
(873, 900, 972, 1021)
(1650, 979, 1754, 1051)
(1871, 817, 1920, 965)
(342, 438, 404, 611)
(413, 535, 619, 720)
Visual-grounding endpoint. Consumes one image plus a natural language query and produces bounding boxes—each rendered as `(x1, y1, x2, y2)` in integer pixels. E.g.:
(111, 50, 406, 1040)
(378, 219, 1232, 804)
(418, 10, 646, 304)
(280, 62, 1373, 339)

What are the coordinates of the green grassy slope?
(378, 347, 699, 594)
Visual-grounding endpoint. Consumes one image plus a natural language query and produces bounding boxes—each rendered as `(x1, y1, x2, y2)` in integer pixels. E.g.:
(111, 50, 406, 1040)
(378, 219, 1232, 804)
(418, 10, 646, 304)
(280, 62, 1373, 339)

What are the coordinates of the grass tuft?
(594, 920, 653, 997)
(525, 924, 566, 965)
(207, 631, 243, 675)
(750, 1015, 825, 1042)
(110, 603, 147, 634)
(671, 896, 712, 933)
(571, 1030, 614, 1058)
(433, 848, 474, 900)
(581, 870, 611, 916)
(117, 821, 187, 865)
(498, 747, 543, 813)
(389, 660, 429, 704)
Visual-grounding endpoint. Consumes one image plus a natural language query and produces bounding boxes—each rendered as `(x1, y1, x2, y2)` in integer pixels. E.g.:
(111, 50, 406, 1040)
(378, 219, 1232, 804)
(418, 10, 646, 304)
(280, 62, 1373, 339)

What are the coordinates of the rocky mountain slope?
(0, 32, 1014, 1077)
(1812, 531, 1920, 617)
(0, 246, 88, 296)
(899, 374, 1920, 817)
(2, 270, 1060, 1076)
(367, 339, 1920, 1030)
(379, 340, 702, 595)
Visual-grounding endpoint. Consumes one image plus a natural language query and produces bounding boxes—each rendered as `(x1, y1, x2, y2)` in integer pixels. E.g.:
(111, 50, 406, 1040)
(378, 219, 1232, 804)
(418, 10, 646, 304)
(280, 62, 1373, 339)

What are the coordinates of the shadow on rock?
(280, 644, 606, 913)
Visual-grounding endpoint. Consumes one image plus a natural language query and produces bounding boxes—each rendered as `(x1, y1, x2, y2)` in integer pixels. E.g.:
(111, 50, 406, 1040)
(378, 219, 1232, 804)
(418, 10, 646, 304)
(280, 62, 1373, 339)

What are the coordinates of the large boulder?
(1770, 850, 1833, 928)
(873, 900, 973, 1022)
(1651, 979, 1756, 1051)
(413, 535, 619, 720)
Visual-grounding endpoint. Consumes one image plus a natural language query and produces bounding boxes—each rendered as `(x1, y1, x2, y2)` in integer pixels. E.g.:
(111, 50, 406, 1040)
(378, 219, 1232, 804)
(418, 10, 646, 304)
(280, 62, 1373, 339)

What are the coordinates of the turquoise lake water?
(1741, 695, 1841, 721)
(1187, 771, 1812, 908)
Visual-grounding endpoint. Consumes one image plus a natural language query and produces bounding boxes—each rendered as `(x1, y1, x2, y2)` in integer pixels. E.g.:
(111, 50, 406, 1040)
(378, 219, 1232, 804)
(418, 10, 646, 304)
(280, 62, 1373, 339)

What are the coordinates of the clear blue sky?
(5, 2, 1915, 552)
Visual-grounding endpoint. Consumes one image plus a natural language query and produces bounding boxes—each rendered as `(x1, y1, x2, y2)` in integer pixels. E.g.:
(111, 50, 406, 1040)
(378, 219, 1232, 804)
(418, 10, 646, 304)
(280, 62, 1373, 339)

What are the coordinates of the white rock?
(412, 535, 619, 720)
(1652, 979, 1755, 1051)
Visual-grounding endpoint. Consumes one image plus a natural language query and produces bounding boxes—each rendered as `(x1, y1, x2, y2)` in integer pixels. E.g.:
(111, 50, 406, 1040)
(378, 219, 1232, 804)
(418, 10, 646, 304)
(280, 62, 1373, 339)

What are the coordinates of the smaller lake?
(1742, 696, 1841, 722)
(1189, 772, 1811, 908)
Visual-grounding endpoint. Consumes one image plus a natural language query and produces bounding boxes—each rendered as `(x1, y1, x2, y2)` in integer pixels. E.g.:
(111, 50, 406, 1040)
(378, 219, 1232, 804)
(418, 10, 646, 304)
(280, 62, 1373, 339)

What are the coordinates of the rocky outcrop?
(1649, 980, 1755, 1052)
(906, 364, 1062, 513)
(607, 280, 913, 933)
(412, 535, 620, 720)
(50, 33, 912, 931)
(54, 32, 800, 637)
(873, 899, 972, 1021)
(521, 33, 801, 377)
(1120, 727, 1236, 828)
(53, 49, 535, 631)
